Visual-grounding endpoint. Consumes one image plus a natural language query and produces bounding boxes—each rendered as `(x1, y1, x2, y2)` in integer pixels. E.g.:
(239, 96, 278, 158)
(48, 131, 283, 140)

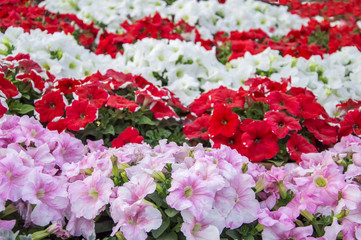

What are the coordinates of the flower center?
(49, 102, 56, 109)
(37, 189, 45, 199)
(6, 170, 12, 180)
(254, 137, 261, 143)
(278, 121, 285, 127)
(192, 223, 202, 232)
(221, 119, 228, 125)
(314, 175, 328, 188)
(225, 97, 233, 104)
(184, 186, 193, 198)
(279, 100, 285, 106)
(353, 124, 359, 130)
(89, 187, 99, 200)
(199, 127, 207, 133)
(80, 113, 86, 119)
(228, 138, 234, 144)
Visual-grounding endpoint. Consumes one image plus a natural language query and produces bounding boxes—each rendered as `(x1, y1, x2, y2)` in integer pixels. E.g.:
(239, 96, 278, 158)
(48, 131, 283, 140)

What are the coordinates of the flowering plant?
(184, 76, 340, 164)
(1, 114, 361, 240)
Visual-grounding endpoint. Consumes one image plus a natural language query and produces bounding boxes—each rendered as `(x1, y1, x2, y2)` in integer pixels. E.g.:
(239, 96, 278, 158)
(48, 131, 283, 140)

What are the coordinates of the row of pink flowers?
(1, 114, 361, 239)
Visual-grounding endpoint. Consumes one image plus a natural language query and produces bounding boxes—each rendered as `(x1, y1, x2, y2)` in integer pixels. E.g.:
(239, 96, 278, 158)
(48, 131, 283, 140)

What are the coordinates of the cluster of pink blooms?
(1, 114, 361, 239)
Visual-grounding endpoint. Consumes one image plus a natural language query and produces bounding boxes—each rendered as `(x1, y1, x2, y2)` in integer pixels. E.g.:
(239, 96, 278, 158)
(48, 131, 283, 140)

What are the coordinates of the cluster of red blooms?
(212, 17, 361, 61)
(1, 54, 186, 147)
(183, 76, 351, 163)
(277, 0, 361, 21)
(38, 70, 185, 132)
(95, 12, 214, 57)
(0, 0, 99, 48)
(0, 53, 51, 116)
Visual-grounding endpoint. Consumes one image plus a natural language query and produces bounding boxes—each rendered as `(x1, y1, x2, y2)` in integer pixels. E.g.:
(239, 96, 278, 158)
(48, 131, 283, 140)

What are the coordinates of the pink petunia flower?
(21, 170, 69, 226)
(68, 170, 114, 220)
(0, 149, 29, 201)
(166, 168, 215, 219)
(110, 203, 162, 240)
(214, 173, 259, 229)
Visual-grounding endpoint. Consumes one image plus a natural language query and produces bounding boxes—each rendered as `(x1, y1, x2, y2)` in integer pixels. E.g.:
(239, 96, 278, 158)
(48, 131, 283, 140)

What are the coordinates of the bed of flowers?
(2, 0, 361, 239)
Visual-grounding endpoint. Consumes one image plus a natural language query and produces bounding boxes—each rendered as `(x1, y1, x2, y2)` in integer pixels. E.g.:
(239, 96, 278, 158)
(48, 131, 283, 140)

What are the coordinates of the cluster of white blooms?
(229, 47, 361, 116)
(122, 38, 235, 105)
(0, 27, 122, 79)
(39, 0, 166, 34)
(40, 0, 308, 38)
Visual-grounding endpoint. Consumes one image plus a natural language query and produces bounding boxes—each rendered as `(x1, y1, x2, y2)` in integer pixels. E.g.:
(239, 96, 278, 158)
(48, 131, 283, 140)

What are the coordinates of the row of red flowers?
(2, 53, 361, 165)
(2, 0, 361, 63)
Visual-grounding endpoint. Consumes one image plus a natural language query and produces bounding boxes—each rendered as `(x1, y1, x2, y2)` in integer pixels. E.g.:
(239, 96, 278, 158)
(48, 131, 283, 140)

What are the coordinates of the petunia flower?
(209, 86, 245, 109)
(34, 91, 66, 122)
(0, 72, 20, 98)
(340, 109, 361, 137)
(184, 114, 210, 140)
(264, 111, 301, 139)
(110, 203, 162, 240)
(106, 95, 140, 112)
(208, 104, 240, 137)
(111, 127, 144, 148)
(303, 118, 338, 145)
(166, 168, 215, 219)
(68, 170, 114, 220)
(287, 133, 317, 164)
(241, 121, 279, 162)
(0, 98, 8, 118)
(214, 173, 259, 229)
(267, 91, 300, 116)
(21, 170, 69, 226)
(65, 100, 98, 131)
(75, 86, 108, 109)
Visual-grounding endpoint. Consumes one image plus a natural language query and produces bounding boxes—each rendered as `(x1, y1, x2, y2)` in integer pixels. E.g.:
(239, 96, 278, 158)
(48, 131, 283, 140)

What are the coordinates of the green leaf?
(152, 218, 170, 238)
(95, 220, 114, 234)
(17, 104, 35, 114)
(158, 128, 171, 138)
(225, 229, 242, 239)
(103, 124, 115, 135)
(165, 208, 179, 218)
(137, 115, 157, 126)
(158, 232, 178, 240)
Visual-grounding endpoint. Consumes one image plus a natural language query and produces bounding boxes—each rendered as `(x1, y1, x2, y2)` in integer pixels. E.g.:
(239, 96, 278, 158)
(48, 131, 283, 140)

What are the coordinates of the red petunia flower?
(336, 99, 361, 117)
(340, 109, 361, 137)
(264, 111, 302, 139)
(287, 133, 317, 164)
(189, 89, 216, 116)
(47, 118, 67, 133)
(241, 120, 279, 162)
(208, 104, 240, 137)
(149, 100, 179, 120)
(0, 73, 20, 98)
(75, 86, 108, 109)
(55, 78, 81, 95)
(34, 91, 66, 122)
(106, 95, 140, 112)
(183, 114, 210, 140)
(303, 119, 338, 145)
(0, 98, 8, 118)
(267, 91, 300, 116)
(209, 86, 246, 109)
(111, 127, 144, 148)
(211, 127, 247, 156)
(16, 70, 45, 92)
(296, 95, 326, 119)
(65, 100, 98, 131)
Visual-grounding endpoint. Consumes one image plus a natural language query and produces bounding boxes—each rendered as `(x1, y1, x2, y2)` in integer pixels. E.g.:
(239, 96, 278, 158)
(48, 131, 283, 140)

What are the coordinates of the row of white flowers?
(39, 0, 308, 38)
(2, 27, 361, 116)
